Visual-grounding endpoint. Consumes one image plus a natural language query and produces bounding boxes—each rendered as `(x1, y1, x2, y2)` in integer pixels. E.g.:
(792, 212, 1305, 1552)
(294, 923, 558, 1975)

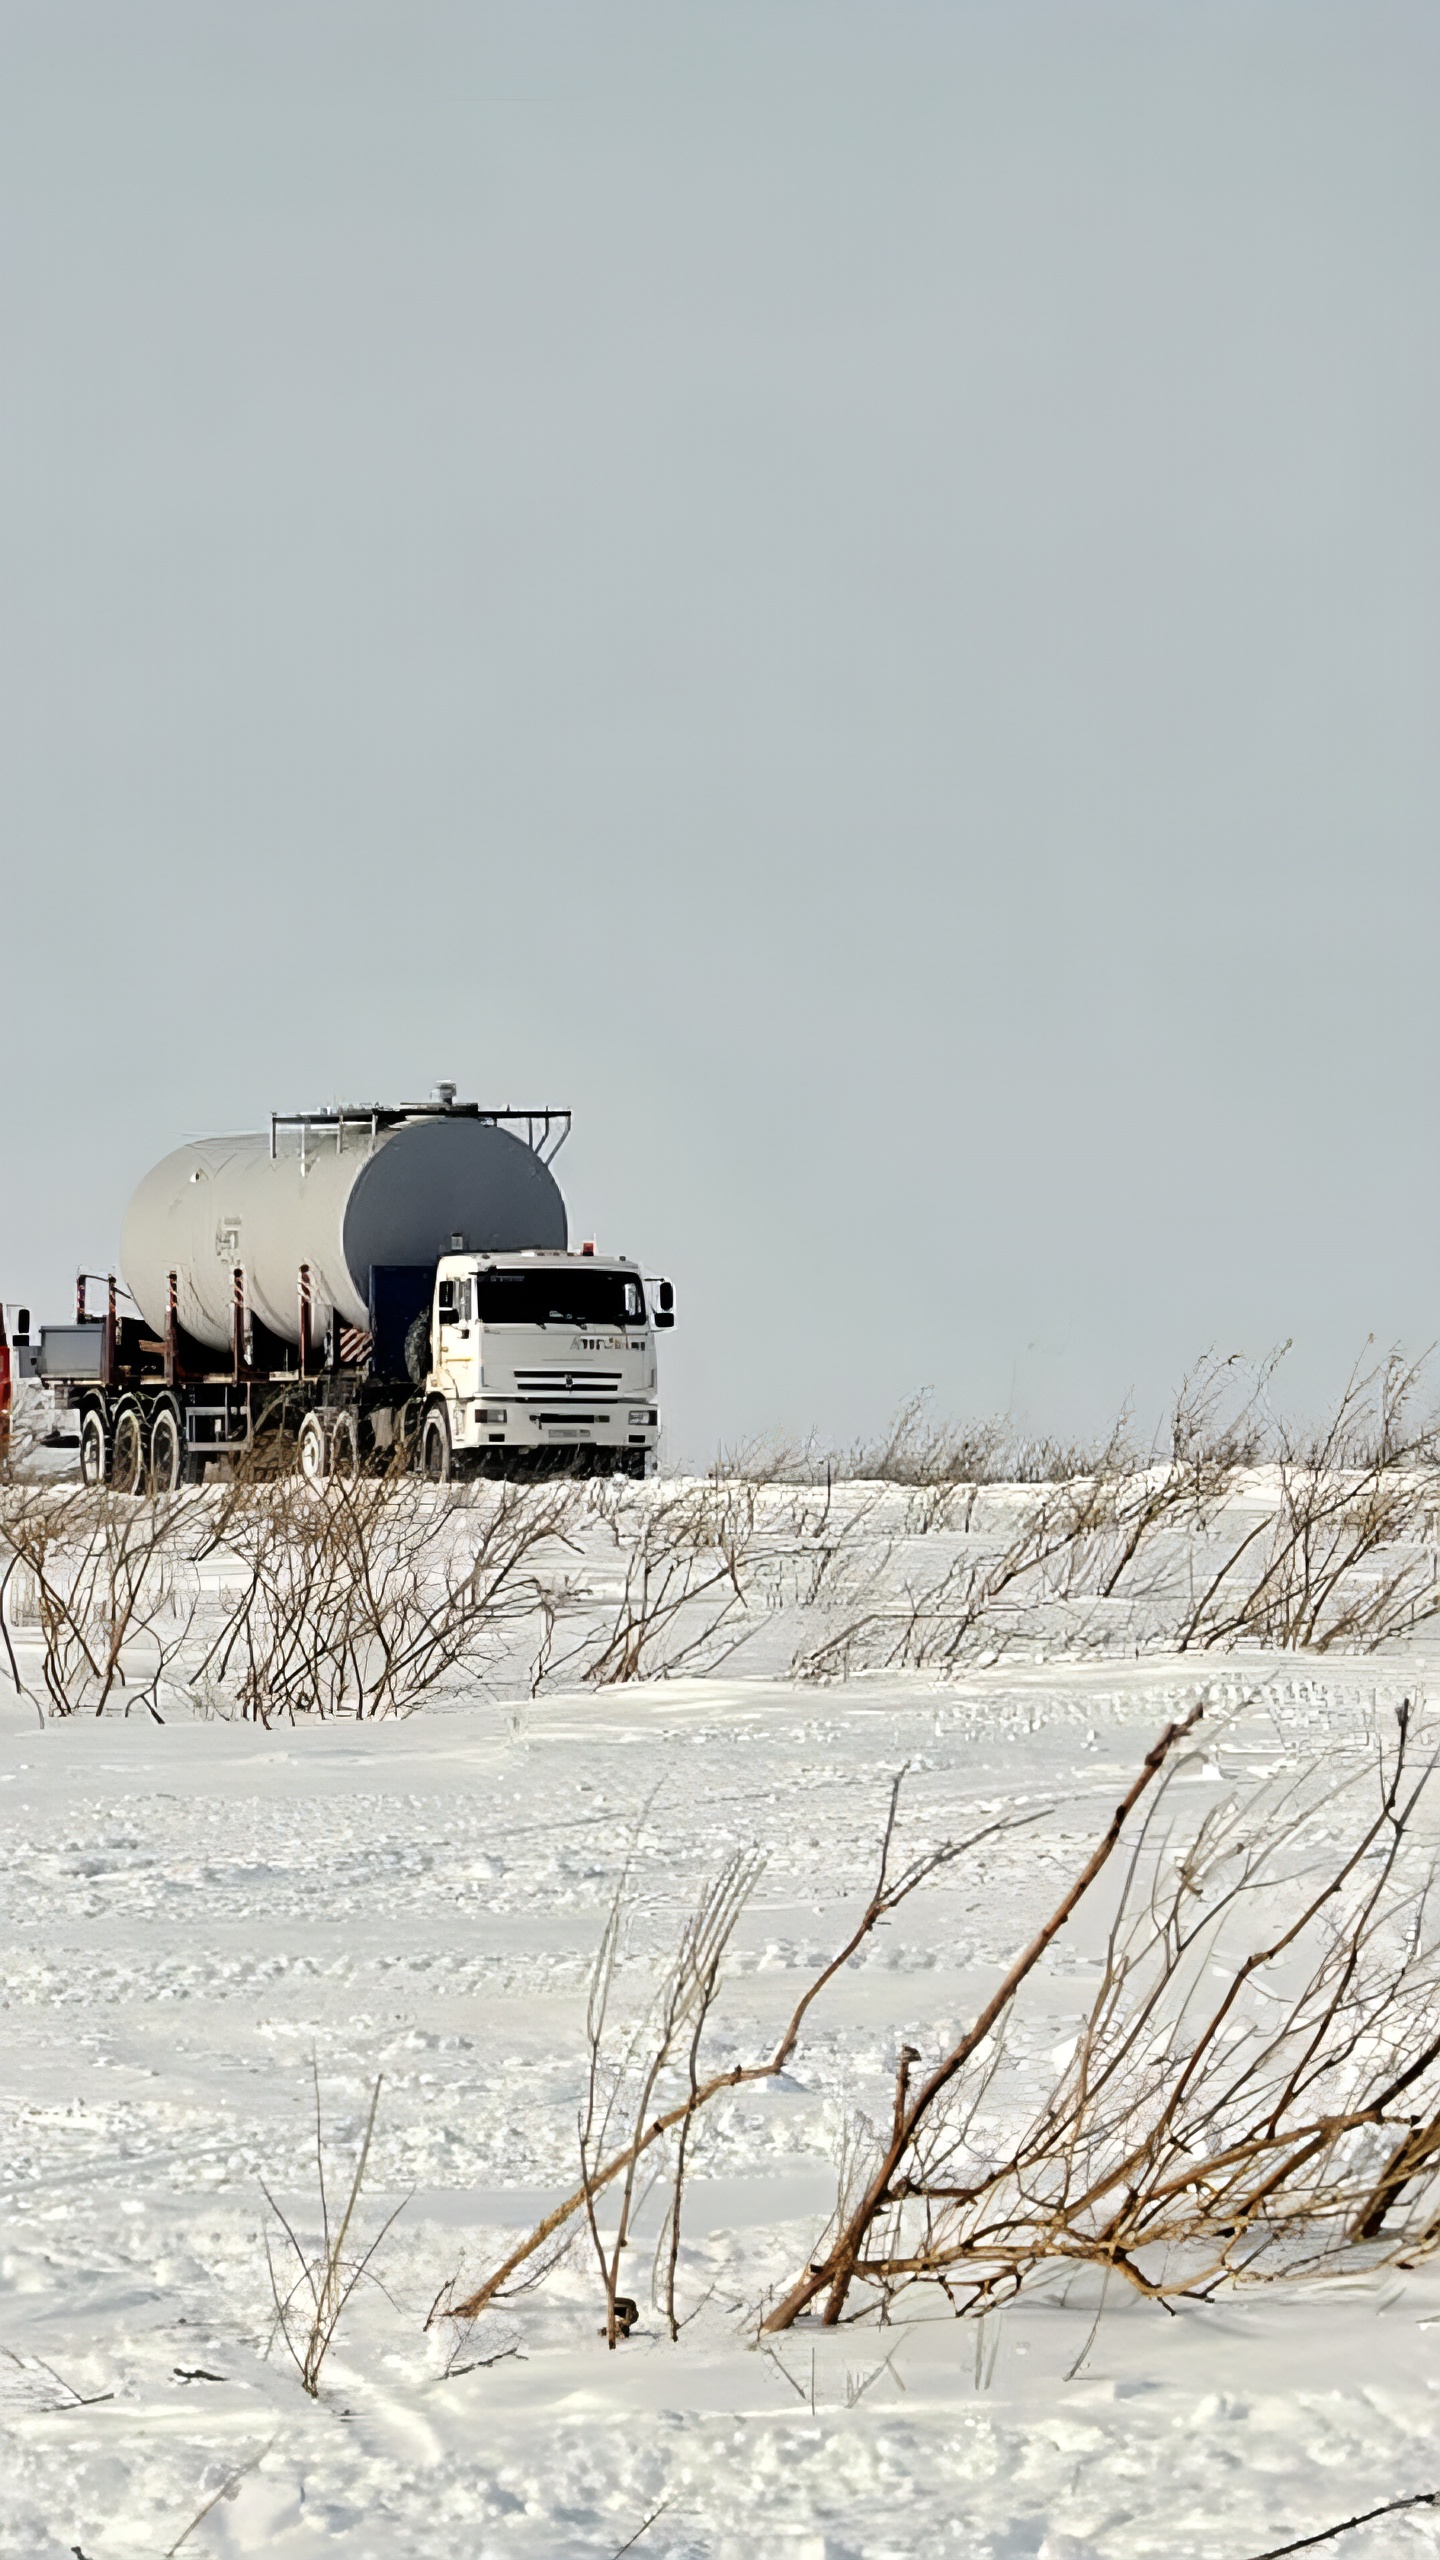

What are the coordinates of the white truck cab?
(422, 1248, 673, 1479)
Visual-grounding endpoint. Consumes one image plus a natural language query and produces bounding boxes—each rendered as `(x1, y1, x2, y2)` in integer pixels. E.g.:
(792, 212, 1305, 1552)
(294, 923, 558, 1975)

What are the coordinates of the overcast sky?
(3, 0, 1436, 1464)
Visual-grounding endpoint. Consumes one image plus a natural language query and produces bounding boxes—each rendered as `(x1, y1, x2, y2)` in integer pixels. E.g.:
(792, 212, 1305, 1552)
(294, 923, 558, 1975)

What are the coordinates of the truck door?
(435, 1273, 480, 1409)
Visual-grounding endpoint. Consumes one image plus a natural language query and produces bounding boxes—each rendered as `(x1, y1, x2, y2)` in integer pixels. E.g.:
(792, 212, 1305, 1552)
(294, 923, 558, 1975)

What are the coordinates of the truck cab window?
(474, 1268, 646, 1329)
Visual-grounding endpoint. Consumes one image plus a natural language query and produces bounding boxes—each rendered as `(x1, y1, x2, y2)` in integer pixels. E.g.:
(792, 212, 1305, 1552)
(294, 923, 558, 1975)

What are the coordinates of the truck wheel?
(329, 1411, 361, 1482)
(420, 1407, 453, 1483)
(298, 1413, 329, 1483)
(79, 1408, 108, 1486)
(112, 1406, 145, 1495)
(149, 1404, 184, 1494)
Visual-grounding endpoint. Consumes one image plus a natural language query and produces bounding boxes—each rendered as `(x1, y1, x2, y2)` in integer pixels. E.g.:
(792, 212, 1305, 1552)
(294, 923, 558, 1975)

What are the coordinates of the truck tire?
(148, 1403, 184, 1494)
(112, 1405, 145, 1495)
(79, 1408, 108, 1487)
(404, 1312, 432, 1390)
(420, 1406, 453, 1483)
(298, 1412, 329, 1483)
(328, 1411, 361, 1482)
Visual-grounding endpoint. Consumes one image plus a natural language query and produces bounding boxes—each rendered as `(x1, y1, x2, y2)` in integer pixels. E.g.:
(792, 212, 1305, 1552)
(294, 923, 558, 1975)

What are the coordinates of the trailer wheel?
(110, 1405, 145, 1495)
(148, 1404, 184, 1494)
(329, 1411, 361, 1482)
(79, 1408, 108, 1486)
(298, 1412, 329, 1483)
(420, 1406, 453, 1483)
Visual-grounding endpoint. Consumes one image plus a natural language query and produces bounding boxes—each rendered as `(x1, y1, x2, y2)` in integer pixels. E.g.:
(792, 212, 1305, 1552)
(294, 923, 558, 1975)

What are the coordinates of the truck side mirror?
(654, 1278, 675, 1330)
(437, 1279, 458, 1323)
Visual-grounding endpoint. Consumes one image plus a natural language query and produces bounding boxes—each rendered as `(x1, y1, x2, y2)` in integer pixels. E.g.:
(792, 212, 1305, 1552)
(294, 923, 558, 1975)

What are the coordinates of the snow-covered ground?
(3, 1471, 1439, 2557)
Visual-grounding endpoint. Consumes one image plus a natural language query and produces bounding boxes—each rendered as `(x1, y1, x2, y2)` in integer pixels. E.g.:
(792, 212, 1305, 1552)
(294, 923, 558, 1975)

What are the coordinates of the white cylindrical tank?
(121, 1114, 568, 1354)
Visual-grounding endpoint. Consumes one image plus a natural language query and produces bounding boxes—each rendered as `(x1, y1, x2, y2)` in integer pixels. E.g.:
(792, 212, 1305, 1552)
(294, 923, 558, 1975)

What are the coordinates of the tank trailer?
(1, 1091, 674, 1488)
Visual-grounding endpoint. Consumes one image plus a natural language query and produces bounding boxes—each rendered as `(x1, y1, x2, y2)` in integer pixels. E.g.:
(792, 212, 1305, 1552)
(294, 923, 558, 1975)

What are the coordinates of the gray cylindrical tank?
(121, 1116, 568, 1354)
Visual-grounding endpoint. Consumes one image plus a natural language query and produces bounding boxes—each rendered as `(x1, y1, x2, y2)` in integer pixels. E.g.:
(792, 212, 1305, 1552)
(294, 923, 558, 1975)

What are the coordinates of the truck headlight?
(629, 1409, 657, 1426)
(475, 1407, 507, 1426)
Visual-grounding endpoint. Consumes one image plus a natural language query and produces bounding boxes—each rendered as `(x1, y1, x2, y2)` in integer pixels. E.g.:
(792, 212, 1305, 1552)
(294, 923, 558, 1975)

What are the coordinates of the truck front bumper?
(454, 1401, 659, 1470)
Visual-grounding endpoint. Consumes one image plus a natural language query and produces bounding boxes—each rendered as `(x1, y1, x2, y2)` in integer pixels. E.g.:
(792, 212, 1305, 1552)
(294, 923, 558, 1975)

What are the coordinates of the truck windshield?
(475, 1268, 646, 1329)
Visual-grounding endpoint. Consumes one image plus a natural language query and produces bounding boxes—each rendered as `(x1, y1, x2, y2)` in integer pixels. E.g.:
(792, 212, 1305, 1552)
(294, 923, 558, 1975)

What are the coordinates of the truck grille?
(514, 1371, 623, 1395)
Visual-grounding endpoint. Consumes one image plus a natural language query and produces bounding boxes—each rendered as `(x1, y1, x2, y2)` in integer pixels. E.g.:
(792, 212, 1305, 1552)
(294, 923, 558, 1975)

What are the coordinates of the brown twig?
(164, 2440, 278, 2555)
(612, 2503, 670, 2558)
(1241, 2489, 1439, 2559)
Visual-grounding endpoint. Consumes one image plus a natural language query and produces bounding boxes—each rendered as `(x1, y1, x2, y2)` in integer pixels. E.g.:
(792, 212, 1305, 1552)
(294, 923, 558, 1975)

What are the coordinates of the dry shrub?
(709, 1401, 1123, 1491)
(568, 1479, 760, 1687)
(507, 1349, 1438, 1692)
(766, 1698, 1440, 2327)
(1, 1473, 584, 1722)
(579, 1839, 765, 2344)
(192, 1473, 583, 1721)
(3, 1347, 1433, 1723)
(792, 1349, 1439, 1677)
(262, 2067, 403, 2396)
(0, 1484, 202, 1719)
(709, 1430, 832, 1487)
(844, 1394, 1126, 1489)
(1176, 1349, 1439, 1651)
(447, 1699, 1440, 2347)
(447, 1783, 1029, 2329)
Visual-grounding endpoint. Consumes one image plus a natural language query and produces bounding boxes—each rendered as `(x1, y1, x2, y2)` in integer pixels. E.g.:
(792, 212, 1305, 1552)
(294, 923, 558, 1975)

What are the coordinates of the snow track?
(3, 1645, 1439, 2556)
